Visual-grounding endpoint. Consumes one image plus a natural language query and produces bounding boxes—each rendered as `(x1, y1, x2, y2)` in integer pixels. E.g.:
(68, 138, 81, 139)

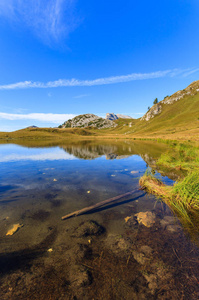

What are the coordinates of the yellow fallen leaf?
(124, 216, 131, 223)
(53, 179, 57, 182)
(88, 239, 91, 244)
(6, 224, 23, 236)
(87, 191, 90, 193)
(47, 248, 53, 252)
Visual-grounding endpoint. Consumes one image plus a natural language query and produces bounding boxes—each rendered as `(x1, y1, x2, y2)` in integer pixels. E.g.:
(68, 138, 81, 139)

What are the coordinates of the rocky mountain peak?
(106, 113, 133, 120)
(105, 113, 118, 120)
(61, 114, 117, 129)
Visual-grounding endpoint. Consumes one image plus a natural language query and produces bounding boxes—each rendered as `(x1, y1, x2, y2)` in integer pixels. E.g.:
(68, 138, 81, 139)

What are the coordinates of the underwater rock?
(160, 216, 181, 232)
(132, 245, 153, 265)
(69, 265, 92, 288)
(140, 245, 153, 256)
(132, 251, 147, 265)
(166, 225, 181, 233)
(160, 216, 176, 228)
(135, 211, 156, 227)
(72, 220, 105, 238)
(124, 215, 138, 227)
(125, 216, 131, 223)
(105, 234, 132, 255)
(143, 261, 172, 295)
(6, 224, 23, 236)
(132, 246, 173, 296)
(73, 243, 92, 262)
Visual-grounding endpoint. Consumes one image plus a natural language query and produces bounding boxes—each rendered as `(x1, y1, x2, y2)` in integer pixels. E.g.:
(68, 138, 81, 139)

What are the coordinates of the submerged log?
(62, 189, 136, 220)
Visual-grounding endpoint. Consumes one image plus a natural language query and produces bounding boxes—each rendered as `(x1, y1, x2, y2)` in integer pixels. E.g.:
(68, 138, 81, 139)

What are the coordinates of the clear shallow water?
(0, 141, 199, 299)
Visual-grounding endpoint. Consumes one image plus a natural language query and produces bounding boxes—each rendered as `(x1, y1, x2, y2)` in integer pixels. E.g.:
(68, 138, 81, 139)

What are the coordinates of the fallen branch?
(62, 189, 136, 220)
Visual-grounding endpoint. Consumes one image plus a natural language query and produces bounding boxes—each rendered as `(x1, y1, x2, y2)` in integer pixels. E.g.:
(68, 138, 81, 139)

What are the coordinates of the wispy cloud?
(0, 112, 76, 124)
(182, 68, 199, 77)
(1, 68, 197, 90)
(0, 0, 78, 44)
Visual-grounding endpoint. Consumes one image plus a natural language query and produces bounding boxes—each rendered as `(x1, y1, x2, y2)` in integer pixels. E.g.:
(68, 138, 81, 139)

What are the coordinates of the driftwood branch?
(62, 189, 136, 220)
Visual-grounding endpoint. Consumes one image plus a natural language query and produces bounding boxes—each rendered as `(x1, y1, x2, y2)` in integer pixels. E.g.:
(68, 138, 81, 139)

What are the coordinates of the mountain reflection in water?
(0, 140, 198, 299)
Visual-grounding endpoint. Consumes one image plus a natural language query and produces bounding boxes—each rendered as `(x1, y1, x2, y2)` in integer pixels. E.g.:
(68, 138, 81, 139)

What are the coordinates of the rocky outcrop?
(141, 80, 199, 121)
(141, 104, 162, 121)
(61, 114, 117, 129)
(106, 113, 133, 120)
(61, 144, 131, 160)
(116, 114, 133, 119)
(27, 125, 38, 129)
(105, 113, 118, 120)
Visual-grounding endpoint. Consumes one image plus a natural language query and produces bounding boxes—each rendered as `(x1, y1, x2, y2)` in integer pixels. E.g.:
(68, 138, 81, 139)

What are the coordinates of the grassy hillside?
(132, 92, 199, 137)
(0, 80, 199, 141)
(112, 80, 199, 140)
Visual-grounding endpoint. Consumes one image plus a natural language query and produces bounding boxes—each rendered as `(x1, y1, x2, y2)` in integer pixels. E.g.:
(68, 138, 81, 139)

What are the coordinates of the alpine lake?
(0, 139, 199, 300)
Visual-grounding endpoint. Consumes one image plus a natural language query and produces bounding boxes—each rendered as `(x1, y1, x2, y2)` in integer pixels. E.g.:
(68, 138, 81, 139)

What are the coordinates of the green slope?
(114, 80, 199, 139)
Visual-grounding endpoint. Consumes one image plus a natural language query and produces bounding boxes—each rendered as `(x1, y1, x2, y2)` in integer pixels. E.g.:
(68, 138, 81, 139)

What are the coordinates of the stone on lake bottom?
(135, 211, 156, 227)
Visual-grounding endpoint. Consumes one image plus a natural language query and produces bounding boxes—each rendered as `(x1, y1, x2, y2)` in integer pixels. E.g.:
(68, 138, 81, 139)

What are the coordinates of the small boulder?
(69, 265, 92, 288)
(73, 243, 92, 262)
(72, 220, 105, 238)
(160, 216, 176, 229)
(166, 225, 181, 233)
(135, 211, 156, 228)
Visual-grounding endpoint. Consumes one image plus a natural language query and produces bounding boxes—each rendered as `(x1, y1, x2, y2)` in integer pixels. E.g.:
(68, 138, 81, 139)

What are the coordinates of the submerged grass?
(139, 141, 199, 235)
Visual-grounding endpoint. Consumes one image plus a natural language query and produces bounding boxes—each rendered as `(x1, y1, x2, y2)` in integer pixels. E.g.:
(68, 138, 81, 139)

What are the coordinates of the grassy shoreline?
(139, 141, 199, 236)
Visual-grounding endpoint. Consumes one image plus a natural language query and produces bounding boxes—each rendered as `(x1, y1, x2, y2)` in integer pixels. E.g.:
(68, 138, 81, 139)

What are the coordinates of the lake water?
(0, 140, 198, 299)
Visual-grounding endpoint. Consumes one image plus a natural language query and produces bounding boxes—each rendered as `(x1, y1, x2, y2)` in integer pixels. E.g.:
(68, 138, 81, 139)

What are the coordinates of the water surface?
(0, 140, 198, 299)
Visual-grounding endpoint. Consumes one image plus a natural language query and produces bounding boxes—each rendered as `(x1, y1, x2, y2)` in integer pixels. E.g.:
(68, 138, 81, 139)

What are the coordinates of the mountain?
(105, 113, 133, 120)
(26, 125, 38, 129)
(113, 80, 199, 139)
(1, 81, 198, 141)
(116, 114, 133, 119)
(105, 113, 118, 120)
(141, 80, 199, 122)
(61, 114, 117, 129)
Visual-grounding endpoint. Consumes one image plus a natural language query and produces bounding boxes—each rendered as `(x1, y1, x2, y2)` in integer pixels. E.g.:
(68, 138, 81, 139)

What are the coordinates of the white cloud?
(0, 68, 198, 91)
(182, 68, 199, 77)
(0, 112, 76, 124)
(0, 0, 78, 43)
(0, 69, 190, 90)
(0, 152, 77, 163)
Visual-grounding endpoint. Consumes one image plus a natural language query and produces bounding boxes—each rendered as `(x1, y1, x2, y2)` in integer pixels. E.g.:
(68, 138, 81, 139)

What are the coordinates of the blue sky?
(0, 0, 199, 131)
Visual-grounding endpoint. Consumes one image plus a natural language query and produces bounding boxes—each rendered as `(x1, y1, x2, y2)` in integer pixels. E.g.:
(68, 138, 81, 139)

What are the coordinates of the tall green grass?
(139, 141, 199, 236)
